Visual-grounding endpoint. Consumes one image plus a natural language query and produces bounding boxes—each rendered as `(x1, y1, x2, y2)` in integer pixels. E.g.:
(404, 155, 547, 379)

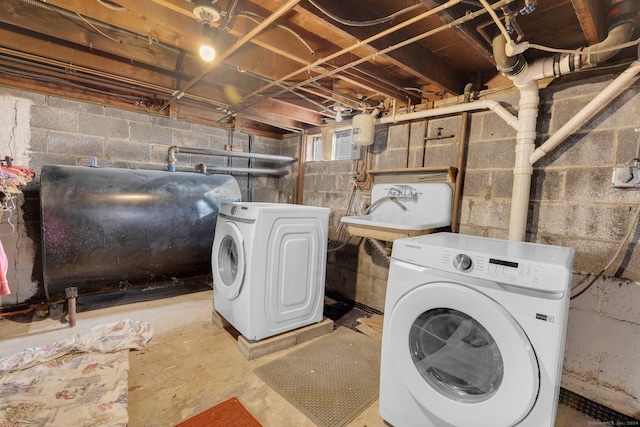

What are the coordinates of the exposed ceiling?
(0, 0, 637, 137)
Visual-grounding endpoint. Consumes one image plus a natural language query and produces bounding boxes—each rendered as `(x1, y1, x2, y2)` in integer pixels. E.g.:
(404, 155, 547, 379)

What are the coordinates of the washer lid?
(212, 220, 245, 300)
(389, 282, 539, 427)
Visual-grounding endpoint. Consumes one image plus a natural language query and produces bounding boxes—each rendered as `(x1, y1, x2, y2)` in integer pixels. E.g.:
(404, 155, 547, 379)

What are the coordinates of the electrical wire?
(328, 179, 358, 252)
(74, 12, 122, 43)
(95, 0, 128, 12)
(327, 160, 369, 252)
(238, 11, 315, 55)
(307, 0, 425, 27)
(570, 203, 640, 300)
(0, 65, 155, 106)
(526, 37, 640, 56)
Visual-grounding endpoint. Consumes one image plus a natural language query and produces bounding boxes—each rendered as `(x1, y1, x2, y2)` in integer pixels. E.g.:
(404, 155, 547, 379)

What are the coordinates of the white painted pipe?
(487, 0, 640, 242)
(530, 60, 640, 164)
(508, 81, 540, 241)
(376, 99, 519, 130)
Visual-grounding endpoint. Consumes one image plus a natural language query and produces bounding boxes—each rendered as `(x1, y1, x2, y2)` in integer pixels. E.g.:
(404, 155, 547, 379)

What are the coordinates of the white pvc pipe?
(530, 60, 640, 164)
(376, 99, 519, 130)
(508, 81, 540, 241)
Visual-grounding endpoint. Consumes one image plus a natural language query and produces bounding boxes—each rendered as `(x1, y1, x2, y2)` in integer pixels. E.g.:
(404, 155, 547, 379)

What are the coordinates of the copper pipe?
(0, 307, 34, 317)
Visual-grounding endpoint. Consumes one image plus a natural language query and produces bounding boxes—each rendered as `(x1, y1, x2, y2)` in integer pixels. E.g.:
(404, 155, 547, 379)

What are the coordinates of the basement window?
(307, 135, 323, 161)
(332, 129, 352, 160)
(306, 127, 353, 161)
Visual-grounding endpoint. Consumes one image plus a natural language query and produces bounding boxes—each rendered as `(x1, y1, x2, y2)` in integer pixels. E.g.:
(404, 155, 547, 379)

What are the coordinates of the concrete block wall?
(313, 72, 640, 417)
(0, 86, 289, 308)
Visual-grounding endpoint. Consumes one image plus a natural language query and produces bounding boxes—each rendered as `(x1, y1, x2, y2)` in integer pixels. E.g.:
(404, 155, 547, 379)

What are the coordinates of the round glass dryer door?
(389, 282, 539, 427)
(409, 308, 503, 403)
(211, 221, 245, 300)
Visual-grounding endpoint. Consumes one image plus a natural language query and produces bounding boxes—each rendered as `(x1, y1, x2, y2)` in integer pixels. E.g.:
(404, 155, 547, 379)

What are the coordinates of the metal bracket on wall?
(612, 166, 640, 188)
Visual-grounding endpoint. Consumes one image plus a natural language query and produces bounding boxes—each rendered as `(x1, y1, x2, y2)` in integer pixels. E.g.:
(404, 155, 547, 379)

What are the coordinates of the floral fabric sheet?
(0, 319, 153, 427)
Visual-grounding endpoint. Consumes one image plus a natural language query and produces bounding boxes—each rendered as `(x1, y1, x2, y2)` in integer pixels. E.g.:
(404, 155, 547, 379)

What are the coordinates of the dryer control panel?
(445, 251, 543, 287)
(392, 232, 574, 294)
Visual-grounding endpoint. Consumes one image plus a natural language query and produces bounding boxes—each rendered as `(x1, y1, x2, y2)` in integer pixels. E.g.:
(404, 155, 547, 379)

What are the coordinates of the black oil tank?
(40, 165, 241, 299)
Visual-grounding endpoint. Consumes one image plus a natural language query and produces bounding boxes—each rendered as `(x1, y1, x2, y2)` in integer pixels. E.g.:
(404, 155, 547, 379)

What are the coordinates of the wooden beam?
(418, 0, 495, 65)
(294, 0, 467, 94)
(150, 0, 403, 100)
(161, 0, 303, 109)
(245, 98, 322, 126)
(234, 116, 289, 139)
(571, 0, 607, 44)
(240, 105, 308, 130)
(0, 70, 166, 114)
(43, 0, 206, 54)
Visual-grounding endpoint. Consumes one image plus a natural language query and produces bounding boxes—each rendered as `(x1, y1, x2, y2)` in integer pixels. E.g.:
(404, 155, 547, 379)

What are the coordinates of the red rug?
(175, 397, 262, 427)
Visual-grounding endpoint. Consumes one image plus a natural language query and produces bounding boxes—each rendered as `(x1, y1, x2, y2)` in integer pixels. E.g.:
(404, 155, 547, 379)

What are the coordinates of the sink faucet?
(363, 196, 407, 214)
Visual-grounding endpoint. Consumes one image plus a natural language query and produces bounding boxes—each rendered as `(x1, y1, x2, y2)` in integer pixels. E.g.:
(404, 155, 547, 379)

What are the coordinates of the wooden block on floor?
(356, 314, 384, 343)
(237, 318, 334, 360)
(238, 331, 297, 361)
(356, 322, 382, 343)
(211, 310, 230, 329)
(295, 317, 334, 344)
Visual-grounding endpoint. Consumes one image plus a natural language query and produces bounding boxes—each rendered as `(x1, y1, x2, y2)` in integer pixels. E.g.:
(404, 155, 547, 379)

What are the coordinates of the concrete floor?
(0, 290, 600, 426)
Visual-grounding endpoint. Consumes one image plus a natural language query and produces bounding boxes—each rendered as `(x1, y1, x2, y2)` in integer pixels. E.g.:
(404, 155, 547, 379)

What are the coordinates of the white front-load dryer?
(379, 232, 574, 427)
(212, 202, 329, 341)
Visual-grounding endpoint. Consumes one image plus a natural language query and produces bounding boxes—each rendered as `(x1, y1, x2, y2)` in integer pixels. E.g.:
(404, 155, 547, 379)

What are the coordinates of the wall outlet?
(611, 167, 640, 188)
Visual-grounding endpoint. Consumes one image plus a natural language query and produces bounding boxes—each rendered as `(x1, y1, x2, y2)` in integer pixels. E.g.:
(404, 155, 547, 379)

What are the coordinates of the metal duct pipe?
(196, 164, 289, 176)
(167, 145, 296, 171)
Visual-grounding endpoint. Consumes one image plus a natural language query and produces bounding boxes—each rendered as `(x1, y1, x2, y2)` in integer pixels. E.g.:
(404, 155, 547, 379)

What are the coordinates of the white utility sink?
(341, 182, 452, 241)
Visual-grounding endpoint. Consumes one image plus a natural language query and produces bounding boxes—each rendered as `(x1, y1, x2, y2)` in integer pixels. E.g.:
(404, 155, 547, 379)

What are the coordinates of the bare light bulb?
(335, 107, 343, 122)
(199, 45, 216, 62)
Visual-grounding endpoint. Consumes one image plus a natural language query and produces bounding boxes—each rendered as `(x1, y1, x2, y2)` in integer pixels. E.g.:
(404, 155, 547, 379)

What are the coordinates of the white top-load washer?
(380, 232, 574, 427)
(212, 202, 329, 341)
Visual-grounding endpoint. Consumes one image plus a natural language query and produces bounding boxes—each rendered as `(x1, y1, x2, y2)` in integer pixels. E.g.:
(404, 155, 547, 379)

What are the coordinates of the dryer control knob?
(453, 254, 473, 271)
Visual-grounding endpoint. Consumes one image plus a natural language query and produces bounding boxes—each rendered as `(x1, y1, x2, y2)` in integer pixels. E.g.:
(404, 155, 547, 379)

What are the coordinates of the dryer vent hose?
(367, 238, 390, 263)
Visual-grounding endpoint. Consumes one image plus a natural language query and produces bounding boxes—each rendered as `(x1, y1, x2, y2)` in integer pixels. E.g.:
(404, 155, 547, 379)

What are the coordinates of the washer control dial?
(453, 253, 473, 271)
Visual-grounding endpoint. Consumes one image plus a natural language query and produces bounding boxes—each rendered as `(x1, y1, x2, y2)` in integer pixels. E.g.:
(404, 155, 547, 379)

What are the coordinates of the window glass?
(306, 128, 353, 161)
(305, 134, 323, 161)
(333, 129, 352, 160)
(312, 136, 323, 161)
